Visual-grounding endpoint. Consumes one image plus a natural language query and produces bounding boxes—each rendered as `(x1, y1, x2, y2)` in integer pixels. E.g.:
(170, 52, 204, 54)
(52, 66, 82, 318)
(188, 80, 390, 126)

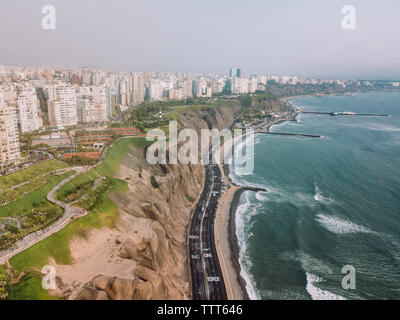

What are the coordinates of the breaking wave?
(306, 273, 346, 300)
(315, 214, 373, 235)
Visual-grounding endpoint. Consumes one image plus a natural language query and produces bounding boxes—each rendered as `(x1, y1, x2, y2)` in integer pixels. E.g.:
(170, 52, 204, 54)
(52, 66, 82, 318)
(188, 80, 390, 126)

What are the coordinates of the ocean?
(230, 91, 400, 300)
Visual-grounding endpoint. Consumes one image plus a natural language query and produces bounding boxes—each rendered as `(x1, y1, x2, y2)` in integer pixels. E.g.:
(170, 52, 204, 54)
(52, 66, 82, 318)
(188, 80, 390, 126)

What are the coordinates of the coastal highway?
(189, 148, 227, 300)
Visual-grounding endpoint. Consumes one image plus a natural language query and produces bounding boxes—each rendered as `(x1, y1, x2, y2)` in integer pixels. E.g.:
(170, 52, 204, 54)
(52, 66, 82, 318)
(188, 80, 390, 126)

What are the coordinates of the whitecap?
(306, 273, 346, 300)
(255, 192, 269, 201)
(280, 251, 334, 275)
(315, 214, 372, 235)
(313, 185, 334, 203)
(235, 191, 262, 300)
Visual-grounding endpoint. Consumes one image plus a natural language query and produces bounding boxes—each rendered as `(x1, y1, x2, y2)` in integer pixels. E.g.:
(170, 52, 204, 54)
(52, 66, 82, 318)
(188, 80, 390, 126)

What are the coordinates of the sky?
(0, 0, 399, 80)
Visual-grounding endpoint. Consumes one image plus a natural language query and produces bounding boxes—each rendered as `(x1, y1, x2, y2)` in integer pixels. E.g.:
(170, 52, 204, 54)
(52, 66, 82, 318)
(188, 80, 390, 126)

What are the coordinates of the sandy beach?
(214, 180, 249, 300)
(213, 101, 302, 300)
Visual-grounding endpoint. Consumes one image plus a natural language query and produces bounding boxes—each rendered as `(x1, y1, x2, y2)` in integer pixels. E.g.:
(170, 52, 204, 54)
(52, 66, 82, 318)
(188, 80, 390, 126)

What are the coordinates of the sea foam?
(235, 191, 262, 300)
(306, 273, 346, 300)
(315, 214, 372, 235)
(313, 185, 333, 203)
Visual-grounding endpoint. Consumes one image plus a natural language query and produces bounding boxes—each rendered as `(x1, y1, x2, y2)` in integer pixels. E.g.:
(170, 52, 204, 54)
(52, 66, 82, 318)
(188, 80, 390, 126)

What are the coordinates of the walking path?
(0, 168, 89, 264)
(0, 137, 129, 265)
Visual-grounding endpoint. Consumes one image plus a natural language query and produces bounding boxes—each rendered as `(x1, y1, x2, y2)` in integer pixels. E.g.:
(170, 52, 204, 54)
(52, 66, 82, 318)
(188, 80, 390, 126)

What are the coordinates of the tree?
(0, 287, 8, 300)
(0, 274, 8, 287)
(239, 95, 252, 108)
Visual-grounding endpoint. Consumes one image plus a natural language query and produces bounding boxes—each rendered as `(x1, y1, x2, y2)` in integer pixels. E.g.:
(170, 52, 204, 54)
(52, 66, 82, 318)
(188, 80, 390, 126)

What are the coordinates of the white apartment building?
(149, 79, 163, 101)
(105, 86, 116, 120)
(0, 94, 21, 168)
(131, 73, 146, 105)
(232, 78, 249, 94)
(17, 85, 41, 133)
(192, 78, 210, 97)
(183, 78, 193, 98)
(248, 78, 259, 93)
(48, 84, 78, 128)
(77, 86, 108, 123)
(168, 88, 184, 100)
(258, 75, 267, 85)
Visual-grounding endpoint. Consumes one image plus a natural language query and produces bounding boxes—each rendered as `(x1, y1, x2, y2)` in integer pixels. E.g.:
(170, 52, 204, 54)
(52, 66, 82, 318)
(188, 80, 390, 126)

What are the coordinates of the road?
(188, 146, 227, 300)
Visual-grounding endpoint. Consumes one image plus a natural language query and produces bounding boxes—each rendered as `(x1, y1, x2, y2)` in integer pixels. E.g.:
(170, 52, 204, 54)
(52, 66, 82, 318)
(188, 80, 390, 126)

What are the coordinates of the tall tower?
(236, 68, 241, 78)
(0, 94, 21, 170)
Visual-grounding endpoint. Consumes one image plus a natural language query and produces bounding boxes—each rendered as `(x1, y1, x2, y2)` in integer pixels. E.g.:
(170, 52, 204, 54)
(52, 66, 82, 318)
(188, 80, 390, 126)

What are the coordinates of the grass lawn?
(57, 137, 150, 204)
(163, 101, 227, 121)
(94, 137, 151, 176)
(0, 171, 74, 219)
(9, 137, 145, 273)
(56, 171, 97, 203)
(0, 160, 67, 190)
(9, 177, 126, 272)
(6, 137, 151, 299)
(6, 273, 57, 300)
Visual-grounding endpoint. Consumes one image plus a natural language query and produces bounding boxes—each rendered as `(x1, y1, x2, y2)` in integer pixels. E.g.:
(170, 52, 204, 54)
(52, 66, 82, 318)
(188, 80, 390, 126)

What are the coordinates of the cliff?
(52, 104, 238, 300)
(250, 93, 283, 112)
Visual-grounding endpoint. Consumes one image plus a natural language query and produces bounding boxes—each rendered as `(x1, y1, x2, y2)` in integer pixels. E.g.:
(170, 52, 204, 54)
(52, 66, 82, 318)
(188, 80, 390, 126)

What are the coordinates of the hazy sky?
(1, 0, 399, 79)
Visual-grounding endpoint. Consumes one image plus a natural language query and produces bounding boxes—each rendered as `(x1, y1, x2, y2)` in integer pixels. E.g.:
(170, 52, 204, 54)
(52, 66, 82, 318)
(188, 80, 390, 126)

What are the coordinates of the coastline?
(219, 96, 304, 300)
(221, 163, 250, 300)
(223, 91, 366, 300)
(228, 186, 250, 300)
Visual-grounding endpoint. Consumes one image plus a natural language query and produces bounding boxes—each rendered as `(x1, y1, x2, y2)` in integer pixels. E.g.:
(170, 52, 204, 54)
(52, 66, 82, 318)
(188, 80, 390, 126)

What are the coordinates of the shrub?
(150, 175, 159, 189)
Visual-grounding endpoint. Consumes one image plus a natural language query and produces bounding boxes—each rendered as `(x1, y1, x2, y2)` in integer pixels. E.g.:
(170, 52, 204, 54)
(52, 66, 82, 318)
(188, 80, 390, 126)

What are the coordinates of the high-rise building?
(48, 84, 78, 128)
(149, 79, 162, 101)
(0, 94, 21, 169)
(76, 86, 108, 123)
(82, 67, 91, 86)
(257, 75, 267, 85)
(248, 77, 258, 93)
(229, 67, 241, 78)
(105, 86, 116, 120)
(77, 95, 94, 123)
(71, 73, 81, 86)
(131, 73, 146, 105)
(232, 77, 249, 94)
(17, 85, 41, 133)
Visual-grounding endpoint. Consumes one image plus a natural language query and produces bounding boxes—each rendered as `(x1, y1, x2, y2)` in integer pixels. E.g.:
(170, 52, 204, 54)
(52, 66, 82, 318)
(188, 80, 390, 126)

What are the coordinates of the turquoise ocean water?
(231, 92, 400, 300)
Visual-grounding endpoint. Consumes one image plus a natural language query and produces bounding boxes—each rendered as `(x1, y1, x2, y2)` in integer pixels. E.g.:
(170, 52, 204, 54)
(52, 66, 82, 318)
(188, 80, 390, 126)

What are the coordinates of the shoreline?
(227, 186, 250, 300)
(219, 95, 305, 300)
(215, 92, 344, 300)
(221, 164, 250, 300)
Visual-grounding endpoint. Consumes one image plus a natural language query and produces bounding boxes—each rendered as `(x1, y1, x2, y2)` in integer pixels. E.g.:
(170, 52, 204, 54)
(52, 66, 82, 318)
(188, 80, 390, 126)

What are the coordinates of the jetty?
(301, 111, 388, 117)
(242, 186, 267, 192)
(256, 131, 321, 138)
(230, 182, 267, 193)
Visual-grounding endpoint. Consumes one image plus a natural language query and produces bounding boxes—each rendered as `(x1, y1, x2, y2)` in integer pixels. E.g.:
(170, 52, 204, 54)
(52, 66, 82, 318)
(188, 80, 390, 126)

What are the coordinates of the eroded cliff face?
(179, 104, 239, 132)
(53, 105, 238, 300)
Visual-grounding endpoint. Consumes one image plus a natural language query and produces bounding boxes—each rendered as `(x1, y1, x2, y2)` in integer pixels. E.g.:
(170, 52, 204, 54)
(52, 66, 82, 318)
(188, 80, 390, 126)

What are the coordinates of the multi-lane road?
(188, 147, 228, 300)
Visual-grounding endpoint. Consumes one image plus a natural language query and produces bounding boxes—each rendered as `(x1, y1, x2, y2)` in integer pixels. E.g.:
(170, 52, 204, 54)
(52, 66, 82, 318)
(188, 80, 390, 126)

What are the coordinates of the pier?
(301, 111, 388, 117)
(242, 186, 267, 192)
(256, 131, 322, 138)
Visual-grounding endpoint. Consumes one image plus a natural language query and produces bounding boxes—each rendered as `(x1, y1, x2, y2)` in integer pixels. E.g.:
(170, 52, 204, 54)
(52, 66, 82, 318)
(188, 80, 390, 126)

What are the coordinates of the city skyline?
(0, 0, 399, 80)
